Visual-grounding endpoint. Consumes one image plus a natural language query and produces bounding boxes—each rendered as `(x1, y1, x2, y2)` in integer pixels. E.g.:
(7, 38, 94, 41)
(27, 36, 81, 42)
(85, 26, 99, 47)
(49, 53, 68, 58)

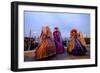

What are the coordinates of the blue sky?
(24, 11, 90, 38)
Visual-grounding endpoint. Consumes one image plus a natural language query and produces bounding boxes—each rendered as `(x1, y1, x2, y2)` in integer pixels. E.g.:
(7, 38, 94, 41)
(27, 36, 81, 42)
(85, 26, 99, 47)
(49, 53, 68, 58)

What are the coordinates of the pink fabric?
(53, 31, 65, 54)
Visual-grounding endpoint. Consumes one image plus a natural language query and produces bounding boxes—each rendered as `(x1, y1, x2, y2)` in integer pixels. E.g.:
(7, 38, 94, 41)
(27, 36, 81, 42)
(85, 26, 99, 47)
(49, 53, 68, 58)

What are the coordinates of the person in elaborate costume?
(67, 29, 87, 56)
(35, 26, 56, 60)
(53, 27, 65, 54)
(78, 32, 87, 48)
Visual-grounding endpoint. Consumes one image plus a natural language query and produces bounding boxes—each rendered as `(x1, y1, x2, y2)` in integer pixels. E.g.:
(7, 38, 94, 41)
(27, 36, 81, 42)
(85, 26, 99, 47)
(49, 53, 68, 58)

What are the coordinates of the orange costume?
(36, 26, 56, 59)
(67, 29, 87, 55)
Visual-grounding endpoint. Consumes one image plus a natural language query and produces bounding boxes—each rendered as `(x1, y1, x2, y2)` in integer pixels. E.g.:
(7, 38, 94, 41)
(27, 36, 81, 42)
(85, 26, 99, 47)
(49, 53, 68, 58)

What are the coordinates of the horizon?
(24, 11, 90, 38)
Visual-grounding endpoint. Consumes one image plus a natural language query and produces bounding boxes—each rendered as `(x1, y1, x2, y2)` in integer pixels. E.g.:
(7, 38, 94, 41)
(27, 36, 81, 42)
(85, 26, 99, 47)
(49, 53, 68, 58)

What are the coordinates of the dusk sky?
(24, 11, 90, 38)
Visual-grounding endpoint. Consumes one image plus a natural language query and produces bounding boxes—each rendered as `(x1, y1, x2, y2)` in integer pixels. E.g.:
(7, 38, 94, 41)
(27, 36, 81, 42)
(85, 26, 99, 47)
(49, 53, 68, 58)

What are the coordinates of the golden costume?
(67, 29, 87, 55)
(35, 26, 56, 59)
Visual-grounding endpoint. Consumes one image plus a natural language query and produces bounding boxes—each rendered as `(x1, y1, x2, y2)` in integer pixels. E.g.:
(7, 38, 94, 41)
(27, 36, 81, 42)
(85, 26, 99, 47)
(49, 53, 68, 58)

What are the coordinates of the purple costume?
(71, 38, 87, 56)
(53, 31, 65, 54)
